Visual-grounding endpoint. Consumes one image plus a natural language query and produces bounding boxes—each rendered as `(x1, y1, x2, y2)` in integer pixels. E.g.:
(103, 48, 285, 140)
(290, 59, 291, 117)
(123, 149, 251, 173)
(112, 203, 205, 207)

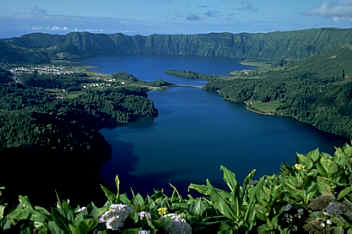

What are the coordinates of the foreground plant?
(189, 166, 257, 233)
(0, 186, 6, 231)
(1, 142, 352, 233)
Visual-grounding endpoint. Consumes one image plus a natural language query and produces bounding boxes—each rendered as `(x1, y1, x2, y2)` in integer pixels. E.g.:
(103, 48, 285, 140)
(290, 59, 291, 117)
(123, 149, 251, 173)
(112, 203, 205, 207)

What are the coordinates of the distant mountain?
(1, 28, 352, 64)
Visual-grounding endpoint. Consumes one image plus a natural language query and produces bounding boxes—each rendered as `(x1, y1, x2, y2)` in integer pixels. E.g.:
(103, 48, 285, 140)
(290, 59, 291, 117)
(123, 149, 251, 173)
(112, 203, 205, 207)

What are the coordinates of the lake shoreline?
(217, 94, 349, 141)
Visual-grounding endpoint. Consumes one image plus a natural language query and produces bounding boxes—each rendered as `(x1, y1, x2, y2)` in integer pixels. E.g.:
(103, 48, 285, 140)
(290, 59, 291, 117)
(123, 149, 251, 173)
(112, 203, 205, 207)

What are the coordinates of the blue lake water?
(82, 55, 346, 195)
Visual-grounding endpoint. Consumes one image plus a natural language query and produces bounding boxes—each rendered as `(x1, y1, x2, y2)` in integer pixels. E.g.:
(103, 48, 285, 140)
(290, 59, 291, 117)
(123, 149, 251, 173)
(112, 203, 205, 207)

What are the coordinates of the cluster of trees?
(205, 46, 352, 138)
(19, 72, 89, 91)
(0, 77, 157, 152)
(165, 69, 220, 80)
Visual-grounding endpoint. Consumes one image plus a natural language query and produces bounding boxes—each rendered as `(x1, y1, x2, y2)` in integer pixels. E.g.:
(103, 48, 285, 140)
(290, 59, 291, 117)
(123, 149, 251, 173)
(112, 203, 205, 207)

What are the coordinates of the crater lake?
(82, 55, 346, 195)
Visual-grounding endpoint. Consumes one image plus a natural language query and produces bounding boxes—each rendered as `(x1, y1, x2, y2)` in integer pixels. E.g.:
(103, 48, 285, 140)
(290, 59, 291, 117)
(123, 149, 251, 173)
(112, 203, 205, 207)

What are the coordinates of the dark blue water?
(82, 55, 346, 194)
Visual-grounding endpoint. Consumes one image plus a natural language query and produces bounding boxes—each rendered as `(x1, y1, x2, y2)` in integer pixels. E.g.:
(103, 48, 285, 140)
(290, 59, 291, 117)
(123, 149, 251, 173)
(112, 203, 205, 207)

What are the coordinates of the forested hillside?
(205, 45, 352, 138)
(0, 68, 158, 204)
(1, 28, 352, 64)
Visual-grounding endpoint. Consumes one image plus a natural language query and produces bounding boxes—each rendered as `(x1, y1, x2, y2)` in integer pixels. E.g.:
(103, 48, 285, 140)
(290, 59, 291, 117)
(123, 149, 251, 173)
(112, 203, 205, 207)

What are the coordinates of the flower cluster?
(162, 213, 192, 234)
(99, 204, 132, 231)
(294, 163, 305, 171)
(158, 207, 167, 216)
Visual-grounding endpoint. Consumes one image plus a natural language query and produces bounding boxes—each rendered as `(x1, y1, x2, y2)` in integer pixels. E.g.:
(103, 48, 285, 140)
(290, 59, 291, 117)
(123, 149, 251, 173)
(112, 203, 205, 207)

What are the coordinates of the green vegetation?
(112, 72, 173, 89)
(2, 28, 352, 64)
(239, 60, 274, 70)
(1, 28, 352, 233)
(206, 45, 352, 138)
(244, 100, 281, 115)
(1, 143, 352, 233)
(0, 67, 158, 152)
(0, 66, 162, 207)
(165, 69, 221, 80)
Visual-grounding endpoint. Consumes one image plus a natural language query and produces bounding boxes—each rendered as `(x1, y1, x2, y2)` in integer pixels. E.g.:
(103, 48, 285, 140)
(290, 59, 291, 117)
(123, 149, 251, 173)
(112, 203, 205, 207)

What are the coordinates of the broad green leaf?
(30, 210, 48, 224)
(18, 195, 33, 209)
(6, 207, 31, 224)
(317, 177, 333, 195)
(100, 185, 115, 202)
(220, 165, 237, 193)
(34, 206, 50, 216)
(255, 177, 266, 203)
(119, 193, 131, 205)
(337, 185, 352, 200)
(192, 199, 202, 216)
(83, 218, 97, 230)
(307, 148, 320, 162)
(244, 191, 256, 229)
(132, 193, 145, 210)
(296, 153, 313, 170)
(218, 222, 234, 234)
(320, 156, 339, 176)
(48, 221, 65, 234)
(243, 169, 256, 191)
(50, 208, 69, 231)
(188, 183, 209, 195)
(70, 218, 97, 234)
(206, 180, 235, 221)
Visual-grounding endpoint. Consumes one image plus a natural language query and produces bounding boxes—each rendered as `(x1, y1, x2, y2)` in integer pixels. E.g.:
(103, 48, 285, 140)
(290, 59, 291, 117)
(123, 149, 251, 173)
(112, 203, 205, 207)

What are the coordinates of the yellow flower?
(158, 207, 167, 216)
(295, 163, 305, 171)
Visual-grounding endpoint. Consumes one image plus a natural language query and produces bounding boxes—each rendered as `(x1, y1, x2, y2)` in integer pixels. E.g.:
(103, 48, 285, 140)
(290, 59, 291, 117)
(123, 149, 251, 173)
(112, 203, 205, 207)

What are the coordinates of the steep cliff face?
(1, 28, 352, 63)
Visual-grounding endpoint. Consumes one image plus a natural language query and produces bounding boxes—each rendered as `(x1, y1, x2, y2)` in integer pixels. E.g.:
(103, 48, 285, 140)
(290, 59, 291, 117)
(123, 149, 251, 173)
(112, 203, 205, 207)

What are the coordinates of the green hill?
(205, 45, 352, 138)
(2, 28, 352, 64)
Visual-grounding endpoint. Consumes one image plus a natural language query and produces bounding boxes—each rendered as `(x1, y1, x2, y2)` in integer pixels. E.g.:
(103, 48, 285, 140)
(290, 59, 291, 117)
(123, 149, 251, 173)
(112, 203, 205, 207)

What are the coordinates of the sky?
(0, 0, 352, 38)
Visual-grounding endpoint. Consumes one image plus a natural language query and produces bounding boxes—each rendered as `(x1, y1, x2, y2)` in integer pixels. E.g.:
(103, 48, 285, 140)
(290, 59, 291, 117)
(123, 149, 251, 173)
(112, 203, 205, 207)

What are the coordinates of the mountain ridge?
(2, 27, 352, 64)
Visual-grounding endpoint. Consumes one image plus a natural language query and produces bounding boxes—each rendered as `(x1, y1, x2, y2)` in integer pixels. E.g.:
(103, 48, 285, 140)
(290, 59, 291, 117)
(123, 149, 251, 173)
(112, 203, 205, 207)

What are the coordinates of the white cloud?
(31, 25, 69, 31)
(308, 0, 352, 21)
(50, 26, 69, 31)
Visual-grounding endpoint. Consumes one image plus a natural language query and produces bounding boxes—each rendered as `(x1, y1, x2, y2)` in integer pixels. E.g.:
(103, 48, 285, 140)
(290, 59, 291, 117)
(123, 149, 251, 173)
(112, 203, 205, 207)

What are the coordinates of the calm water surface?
(82, 55, 346, 194)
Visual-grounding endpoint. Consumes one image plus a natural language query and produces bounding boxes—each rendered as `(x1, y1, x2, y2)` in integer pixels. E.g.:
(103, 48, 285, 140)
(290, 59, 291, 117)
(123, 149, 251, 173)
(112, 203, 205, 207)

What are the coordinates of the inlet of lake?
(82, 55, 346, 195)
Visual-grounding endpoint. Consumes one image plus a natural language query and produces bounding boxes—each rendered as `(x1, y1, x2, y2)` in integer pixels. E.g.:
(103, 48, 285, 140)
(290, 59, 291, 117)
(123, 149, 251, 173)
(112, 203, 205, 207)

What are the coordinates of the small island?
(165, 69, 222, 81)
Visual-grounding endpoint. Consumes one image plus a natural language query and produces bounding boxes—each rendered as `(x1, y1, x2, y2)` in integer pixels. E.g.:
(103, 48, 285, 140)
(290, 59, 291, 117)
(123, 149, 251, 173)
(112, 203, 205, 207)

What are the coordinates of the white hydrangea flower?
(98, 204, 132, 231)
(138, 211, 151, 220)
(106, 216, 124, 230)
(162, 213, 192, 234)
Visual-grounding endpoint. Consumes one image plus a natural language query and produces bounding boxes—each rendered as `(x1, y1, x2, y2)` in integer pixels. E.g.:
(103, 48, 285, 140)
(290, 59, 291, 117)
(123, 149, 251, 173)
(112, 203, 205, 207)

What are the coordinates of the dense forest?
(0, 68, 158, 205)
(1, 28, 352, 64)
(205, 45, 352, 138)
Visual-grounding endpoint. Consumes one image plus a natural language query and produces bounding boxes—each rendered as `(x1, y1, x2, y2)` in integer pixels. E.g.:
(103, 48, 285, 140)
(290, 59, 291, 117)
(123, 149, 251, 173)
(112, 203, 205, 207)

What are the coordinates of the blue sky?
(1, 0, 352, 37)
